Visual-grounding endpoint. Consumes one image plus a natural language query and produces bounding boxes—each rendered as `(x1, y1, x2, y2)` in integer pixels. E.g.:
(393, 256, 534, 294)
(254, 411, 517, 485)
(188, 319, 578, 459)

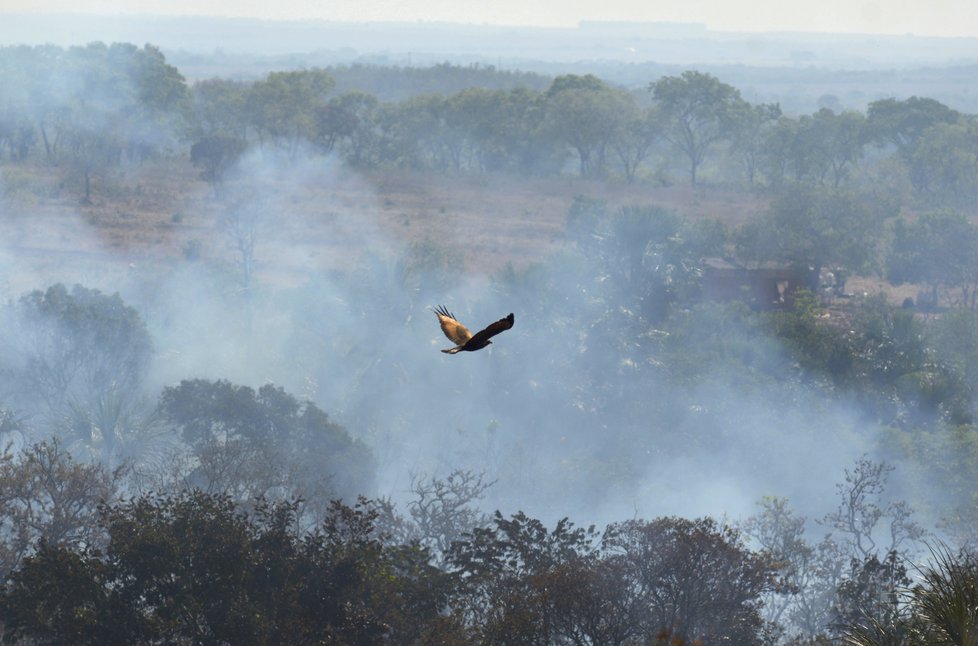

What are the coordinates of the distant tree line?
(2, 43, 978, 205)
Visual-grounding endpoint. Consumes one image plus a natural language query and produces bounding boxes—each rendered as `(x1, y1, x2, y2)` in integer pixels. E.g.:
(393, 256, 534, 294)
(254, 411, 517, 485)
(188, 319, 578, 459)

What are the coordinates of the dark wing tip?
(433, 305, 457, 320)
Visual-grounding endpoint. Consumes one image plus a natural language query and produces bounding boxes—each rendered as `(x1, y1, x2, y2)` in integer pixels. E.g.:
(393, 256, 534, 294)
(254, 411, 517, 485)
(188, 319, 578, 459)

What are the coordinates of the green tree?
(909, 118, 978, 202)
(325, 90, 382, 168)
(757, 109, 866, 187)
(0, 49, 38, 162)
(866, 96, 959, 176)
(730, 101, 782, 187)
(190, 77, 250, 140)
(887, 209, 978, 309)
(813, 108, 869, 187)
(190, 133, 247, 196)
(649, 70, 747, 185)
(760, 115, 801, 186)
(0, 492, 452, 644)
(377, 94, 444, 170)
(867, 96, 964, 197)
(447, 510, 604, 644)
(246, 68, 335, 158)
(544, 74, 632, 178)
(0, 284, 153, 452)
(604, 516, 775, 644)
(572, 203, 724, 324)
(486, 86, 556, 174)
(611, 104, 662, 183)
(157, 379, 373, 509)
(443, 87, 514, 172)
(60, 123, 122, 203)
(115, 43, 189, 161)
(931, 309, 978, 404)
(0, 540, 111, 645)
(849, 295, 966, 423)
(736, 186, 888, 291)
(312, 96, 359, 155)
(0, 113, 35, 161)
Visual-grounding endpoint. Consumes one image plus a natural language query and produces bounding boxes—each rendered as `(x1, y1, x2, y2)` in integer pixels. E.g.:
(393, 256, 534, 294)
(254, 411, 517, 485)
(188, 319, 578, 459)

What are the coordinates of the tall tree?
(545, 74, 632, 178)
(190, 77, 250, 140)
(321, 90, 382, 168)
(909, 118, 978, 201)
(736, 187, 889, 291)
(611, 104, 662, 183)
(115, 43, 189, 162)
(729, 101, 782, 187)
(190, 134, 247, 196)
(887, 208, 978, 309)
(649, 70, 747, 185)
(157, 379, 373, 508)
(246, 68, 335, 159)
(0, 284, 153, 454)
(813, 108, 869, 187)
(447, 511, 605, 644)
(604, 516, 775, 644)
(866, 96, 959, 162)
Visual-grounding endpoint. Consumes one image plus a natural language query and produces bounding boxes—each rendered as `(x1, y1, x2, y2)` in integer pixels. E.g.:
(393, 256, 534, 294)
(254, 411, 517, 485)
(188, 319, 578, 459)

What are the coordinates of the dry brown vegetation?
(1, 158, 771, 292)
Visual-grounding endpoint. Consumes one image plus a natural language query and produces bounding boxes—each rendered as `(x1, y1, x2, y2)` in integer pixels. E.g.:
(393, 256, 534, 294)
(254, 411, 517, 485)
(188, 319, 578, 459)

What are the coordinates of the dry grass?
(1, 158, 776, 292)
(2, 157, 945, 316)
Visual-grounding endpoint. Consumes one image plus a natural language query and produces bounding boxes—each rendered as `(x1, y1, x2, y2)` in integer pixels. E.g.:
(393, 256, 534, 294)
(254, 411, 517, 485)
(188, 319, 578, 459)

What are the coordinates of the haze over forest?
(2, 12, 978, 644)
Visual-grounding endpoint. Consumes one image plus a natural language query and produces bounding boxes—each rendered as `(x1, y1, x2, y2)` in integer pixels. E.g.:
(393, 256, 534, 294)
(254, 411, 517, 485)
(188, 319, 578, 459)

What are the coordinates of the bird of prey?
(432, 306, 514, 354)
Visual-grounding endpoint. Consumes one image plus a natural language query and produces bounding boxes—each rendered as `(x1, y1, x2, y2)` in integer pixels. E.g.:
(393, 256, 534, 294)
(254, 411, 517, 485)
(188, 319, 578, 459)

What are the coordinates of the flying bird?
(432, 306, 514, 354)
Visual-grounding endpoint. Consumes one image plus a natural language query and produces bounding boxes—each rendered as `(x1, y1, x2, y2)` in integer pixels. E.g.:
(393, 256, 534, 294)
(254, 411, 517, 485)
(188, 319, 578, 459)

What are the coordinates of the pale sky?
(3, 0, 978, 38)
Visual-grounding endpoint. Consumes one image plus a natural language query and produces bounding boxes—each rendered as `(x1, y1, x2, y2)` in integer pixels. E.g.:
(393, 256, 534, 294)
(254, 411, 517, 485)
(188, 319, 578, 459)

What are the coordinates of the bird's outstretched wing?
(432, 305, 472, 345)
(466, 313, 515, 347)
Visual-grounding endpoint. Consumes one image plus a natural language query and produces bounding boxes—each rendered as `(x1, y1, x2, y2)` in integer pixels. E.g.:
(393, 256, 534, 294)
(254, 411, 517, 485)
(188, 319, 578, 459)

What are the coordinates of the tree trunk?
(40, 122, 53, 163)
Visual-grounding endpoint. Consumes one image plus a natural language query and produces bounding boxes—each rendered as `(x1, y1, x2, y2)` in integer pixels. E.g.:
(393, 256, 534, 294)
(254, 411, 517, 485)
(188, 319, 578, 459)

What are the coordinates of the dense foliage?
(0, 489, 776, 645)
(2, 42, 978, 205)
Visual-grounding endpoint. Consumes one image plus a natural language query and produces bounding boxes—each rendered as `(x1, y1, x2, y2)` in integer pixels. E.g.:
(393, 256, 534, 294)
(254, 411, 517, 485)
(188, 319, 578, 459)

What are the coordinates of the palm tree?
(843, 544, 978, 646)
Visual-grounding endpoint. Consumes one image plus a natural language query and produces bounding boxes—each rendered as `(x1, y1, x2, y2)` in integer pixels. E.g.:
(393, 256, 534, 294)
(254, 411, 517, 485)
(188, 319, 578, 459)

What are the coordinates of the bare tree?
(374, 469, 495, 565)
(218, 193, 265, 297)
(408, 469, 495, 562)
(822, 456, 926, 560)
